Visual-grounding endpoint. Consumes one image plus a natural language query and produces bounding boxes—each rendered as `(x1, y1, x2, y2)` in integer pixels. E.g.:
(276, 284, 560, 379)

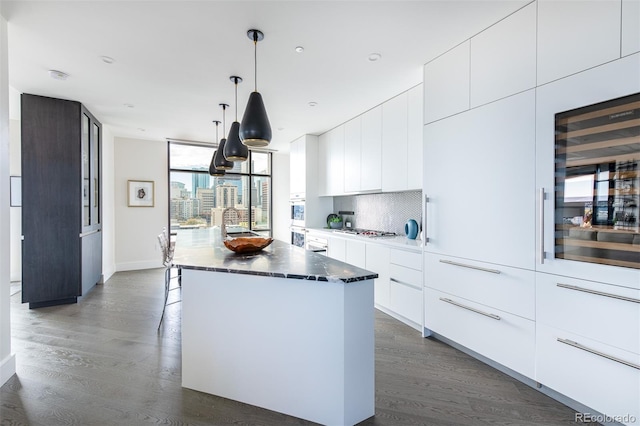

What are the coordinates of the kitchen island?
(172, 228, 377, 426)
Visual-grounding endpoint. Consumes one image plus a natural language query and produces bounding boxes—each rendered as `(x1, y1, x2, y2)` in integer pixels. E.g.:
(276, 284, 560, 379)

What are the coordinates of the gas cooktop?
(333, 228, 397, 238)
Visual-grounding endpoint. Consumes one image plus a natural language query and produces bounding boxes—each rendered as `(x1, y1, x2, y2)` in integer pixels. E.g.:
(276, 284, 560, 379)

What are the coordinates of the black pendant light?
(209, 120, 225, 176)
(213, 104, 234, 170)
(239, 29, 272, 147)
(224, 76, 249, 161)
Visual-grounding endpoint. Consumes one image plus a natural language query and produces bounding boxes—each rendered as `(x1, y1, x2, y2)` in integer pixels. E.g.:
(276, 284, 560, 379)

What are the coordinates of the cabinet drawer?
(536, 323, 640, 425)
(390, 249, 422, 270)
(389, 279, 422, 326)
(424, 253, 535, 319)
(389, 264, 421, 289)
(425, 288, 535, 378)
(537, 274, 640, 354)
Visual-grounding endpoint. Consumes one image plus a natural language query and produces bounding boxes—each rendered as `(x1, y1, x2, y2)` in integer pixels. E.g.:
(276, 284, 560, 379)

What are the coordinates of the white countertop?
(307, 227, 423, 251)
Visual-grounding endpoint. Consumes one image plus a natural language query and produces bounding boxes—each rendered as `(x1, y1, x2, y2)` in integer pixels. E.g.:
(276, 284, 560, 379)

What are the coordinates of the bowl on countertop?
(224, 237, 273, 254)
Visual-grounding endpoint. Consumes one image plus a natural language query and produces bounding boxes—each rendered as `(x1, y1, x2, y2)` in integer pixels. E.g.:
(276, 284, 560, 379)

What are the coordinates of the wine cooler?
(555, 92, 640, 269)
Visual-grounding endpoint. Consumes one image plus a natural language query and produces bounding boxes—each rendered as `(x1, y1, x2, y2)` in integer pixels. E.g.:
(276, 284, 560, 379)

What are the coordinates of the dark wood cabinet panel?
(21, 94, 102, 308)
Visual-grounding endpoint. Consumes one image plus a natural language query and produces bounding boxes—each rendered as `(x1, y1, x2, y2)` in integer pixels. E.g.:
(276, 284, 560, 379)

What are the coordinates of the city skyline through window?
(168, 142, 271, 235)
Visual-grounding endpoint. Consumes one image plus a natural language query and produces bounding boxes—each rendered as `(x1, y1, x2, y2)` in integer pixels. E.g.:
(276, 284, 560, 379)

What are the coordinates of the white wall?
(101, 125, 116, 281)
(9, 86, 20, 282)
(112, 137, 287, 270)
(114, 136, 166, 271)
(9, 115, 19, 282)
(0, 9, 17, 386)
(271, 152, 290, 243)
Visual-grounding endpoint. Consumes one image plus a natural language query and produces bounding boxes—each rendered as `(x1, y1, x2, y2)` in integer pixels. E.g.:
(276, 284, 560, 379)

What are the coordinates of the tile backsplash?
(333, 190, 422, 236)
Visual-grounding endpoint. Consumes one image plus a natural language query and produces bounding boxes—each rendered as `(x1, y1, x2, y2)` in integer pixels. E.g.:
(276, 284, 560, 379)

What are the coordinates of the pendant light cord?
(222, 105, 226, 135)
(254, 38, 258, 92)
(235, 80, 238, 121)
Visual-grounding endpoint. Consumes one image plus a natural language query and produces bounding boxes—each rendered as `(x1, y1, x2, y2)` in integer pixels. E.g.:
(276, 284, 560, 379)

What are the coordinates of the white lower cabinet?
(388, 249, 423, 329)
(536, 273, 640, 425)
(536, 323, 639, 426)
(365, 243, 390, 311)
(424, 287, 535, 379)
(346, 240, 366, 269)
(536, 273, 640, 354)
(424, 252, 535, 378)
(326, 236, 346, 262)
(425, 254, 535, 320)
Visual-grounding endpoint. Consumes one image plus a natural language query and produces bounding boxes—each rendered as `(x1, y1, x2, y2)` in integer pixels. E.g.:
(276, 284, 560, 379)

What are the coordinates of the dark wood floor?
(1, 269, 589, 426)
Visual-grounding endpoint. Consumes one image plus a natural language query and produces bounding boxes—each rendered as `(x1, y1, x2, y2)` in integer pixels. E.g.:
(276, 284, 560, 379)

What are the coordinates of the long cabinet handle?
(390, 277, 421, 290)
(557, 338, 640, 370)
(424, 194, 430, 244)
(557, 283, 640, 304)
(539, 188, 545, 264)
(439, 259, 501, 274)
(439, 297, 501, 320)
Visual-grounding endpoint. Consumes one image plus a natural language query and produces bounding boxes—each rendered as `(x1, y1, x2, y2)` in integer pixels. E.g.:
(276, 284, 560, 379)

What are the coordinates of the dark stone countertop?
(172, 228, 378, 283)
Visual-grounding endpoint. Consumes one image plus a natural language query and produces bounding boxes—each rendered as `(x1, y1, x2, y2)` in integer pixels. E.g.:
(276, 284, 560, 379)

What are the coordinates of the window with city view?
(168, 142, 272, 237)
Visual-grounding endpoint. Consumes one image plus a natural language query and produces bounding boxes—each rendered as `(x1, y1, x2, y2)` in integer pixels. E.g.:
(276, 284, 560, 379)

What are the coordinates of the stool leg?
(158, 267, 170, 331)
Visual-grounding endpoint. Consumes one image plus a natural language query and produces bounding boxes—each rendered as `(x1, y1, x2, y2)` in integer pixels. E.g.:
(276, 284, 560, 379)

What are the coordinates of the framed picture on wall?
(128, 180, 154, 207)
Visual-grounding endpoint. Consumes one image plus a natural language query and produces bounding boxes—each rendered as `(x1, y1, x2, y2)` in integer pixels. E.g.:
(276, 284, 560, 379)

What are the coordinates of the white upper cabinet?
(470, 2, 536, 107)
(342, 106, 382, 194)
(289, 136, 306, 199)
(318, 132, 329, 196)
(318, 126, 345, 196)
(382, 87, 423, 192)
(537, 0, 621, 86)
(622, 0, 640, 56)
(343, 117, 362, 193)
(423, 90, 536, 270)
(360, 106, 382, 192)
(382, 92, 408, 192)
(406, 85, 423, 190)
(423, 40, 470, 124)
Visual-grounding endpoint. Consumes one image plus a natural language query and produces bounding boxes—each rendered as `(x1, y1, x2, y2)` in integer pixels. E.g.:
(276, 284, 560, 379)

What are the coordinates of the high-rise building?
(196, 188, 214, 218)
(260, 179, 269, 212)
(171, 198, 201, 221)
(219, 176, 243, 205)
(215, 184, 237, 209)
(170, 181, 189, 199)
(192, 170, 210, 196)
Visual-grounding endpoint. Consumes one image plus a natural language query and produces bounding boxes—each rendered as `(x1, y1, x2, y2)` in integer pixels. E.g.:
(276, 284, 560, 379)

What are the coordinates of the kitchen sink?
(226, 231, 261, 238)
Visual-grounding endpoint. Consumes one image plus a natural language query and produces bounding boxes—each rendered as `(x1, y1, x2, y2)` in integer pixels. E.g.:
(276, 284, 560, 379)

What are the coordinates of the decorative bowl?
(223, 237, 273, 254)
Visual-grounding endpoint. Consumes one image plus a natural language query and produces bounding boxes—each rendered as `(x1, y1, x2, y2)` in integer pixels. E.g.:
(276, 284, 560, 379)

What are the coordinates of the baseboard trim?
(426, 330, 625, 426)
(102, 264, 116, 283)
(116, 260, 161, 272)
(0, 353, 16, 386)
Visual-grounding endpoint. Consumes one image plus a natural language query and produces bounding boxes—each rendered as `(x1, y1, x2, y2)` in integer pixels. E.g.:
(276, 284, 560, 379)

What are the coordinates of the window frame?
(167, 140, 273, 235)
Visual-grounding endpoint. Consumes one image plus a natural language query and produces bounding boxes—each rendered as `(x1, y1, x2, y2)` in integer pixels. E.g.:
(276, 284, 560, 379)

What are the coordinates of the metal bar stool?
(157, 231, 180, 331)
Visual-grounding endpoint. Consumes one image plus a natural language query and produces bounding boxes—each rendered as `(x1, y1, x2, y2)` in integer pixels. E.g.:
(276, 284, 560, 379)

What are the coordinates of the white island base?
(181, 269, 375, 426)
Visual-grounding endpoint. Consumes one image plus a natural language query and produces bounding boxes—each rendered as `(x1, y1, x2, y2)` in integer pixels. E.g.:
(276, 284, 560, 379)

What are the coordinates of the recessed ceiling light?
(100, 56, 115, 64)
(277, 127, 285, 131)
(124, 103, 134, 108)
(308, 101, 318, 107)
(138, 128, 145, 132)
(295, 46, 304, 53)
(368, 53, 382, 62)
(48, 70, 69, 80)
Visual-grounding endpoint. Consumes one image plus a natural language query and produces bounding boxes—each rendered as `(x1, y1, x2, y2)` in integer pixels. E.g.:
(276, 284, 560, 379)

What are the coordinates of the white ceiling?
(3, 0, 528, 152)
